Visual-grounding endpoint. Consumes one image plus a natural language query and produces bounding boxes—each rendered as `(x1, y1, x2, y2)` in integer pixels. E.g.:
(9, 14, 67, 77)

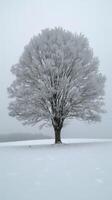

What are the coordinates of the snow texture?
(0, 139, 112, 200)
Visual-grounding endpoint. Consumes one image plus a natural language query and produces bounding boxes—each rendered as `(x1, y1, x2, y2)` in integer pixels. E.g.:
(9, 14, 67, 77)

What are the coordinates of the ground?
(0, 139, 112, 200)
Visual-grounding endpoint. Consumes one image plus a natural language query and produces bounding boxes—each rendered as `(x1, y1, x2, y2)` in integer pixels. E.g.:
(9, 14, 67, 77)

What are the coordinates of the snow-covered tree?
(8, 28, 105, 143)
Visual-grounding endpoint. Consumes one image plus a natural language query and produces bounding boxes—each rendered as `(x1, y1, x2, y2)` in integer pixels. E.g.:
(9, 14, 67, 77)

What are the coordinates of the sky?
(0, 0, 112, 138)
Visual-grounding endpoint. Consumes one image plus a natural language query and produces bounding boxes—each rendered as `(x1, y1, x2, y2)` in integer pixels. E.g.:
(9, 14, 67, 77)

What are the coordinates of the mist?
(0, 0, 112, 138)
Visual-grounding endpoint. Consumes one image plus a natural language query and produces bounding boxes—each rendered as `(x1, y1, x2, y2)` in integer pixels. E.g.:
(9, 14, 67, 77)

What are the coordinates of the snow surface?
(0, 139, 112, 200)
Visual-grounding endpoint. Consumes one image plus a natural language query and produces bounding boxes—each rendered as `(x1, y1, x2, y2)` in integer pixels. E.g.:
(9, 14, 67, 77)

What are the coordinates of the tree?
(8, 28, 105, 144)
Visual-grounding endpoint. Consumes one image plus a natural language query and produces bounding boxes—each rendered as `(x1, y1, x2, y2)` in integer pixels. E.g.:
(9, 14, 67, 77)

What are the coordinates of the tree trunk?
(54, 128, 62, 144)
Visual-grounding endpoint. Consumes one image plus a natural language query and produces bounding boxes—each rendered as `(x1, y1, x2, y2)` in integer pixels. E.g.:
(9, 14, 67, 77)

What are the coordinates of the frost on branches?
(8, 28, 105, 143)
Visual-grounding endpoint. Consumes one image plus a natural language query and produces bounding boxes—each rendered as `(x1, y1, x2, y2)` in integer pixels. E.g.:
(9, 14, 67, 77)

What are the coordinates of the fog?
(0, 0, 112, 138)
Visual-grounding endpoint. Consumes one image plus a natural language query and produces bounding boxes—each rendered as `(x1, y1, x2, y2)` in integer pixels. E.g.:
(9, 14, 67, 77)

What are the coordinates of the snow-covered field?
(0, 139, 112, 200)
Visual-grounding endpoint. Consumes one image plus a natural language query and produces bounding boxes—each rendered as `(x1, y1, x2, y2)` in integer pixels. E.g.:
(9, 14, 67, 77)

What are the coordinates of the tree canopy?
(8, 28, 105, 143)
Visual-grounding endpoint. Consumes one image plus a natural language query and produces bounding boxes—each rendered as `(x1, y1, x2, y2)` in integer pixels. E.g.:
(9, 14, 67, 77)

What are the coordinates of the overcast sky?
(0, 0, 112, 138)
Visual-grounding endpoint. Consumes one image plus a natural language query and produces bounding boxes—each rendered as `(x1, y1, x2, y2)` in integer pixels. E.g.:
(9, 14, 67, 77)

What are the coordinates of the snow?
(0, 139, 112, 200)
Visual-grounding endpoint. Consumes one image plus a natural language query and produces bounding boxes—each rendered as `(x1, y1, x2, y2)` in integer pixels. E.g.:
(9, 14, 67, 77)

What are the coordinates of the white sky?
(0, 0, 112, 138)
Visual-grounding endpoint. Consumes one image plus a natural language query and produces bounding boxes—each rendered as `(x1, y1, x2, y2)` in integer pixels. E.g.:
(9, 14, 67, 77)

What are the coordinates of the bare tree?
(8, 28, 105, 144)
